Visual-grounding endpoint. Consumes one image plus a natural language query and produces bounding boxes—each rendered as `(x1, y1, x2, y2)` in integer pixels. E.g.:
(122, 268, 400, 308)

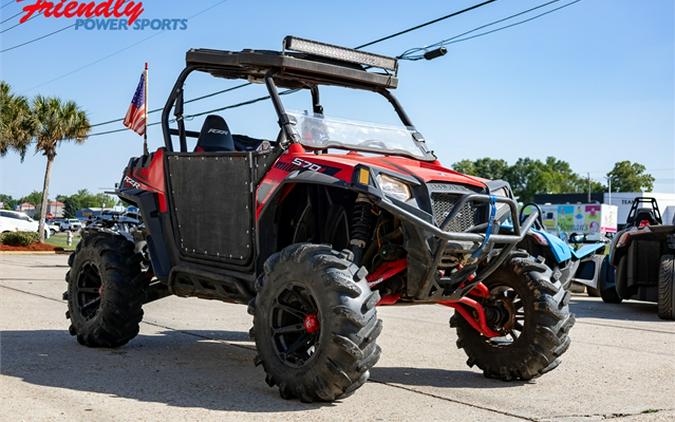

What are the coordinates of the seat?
(631, 208, 660, 227)
(194, 115, 235, 152)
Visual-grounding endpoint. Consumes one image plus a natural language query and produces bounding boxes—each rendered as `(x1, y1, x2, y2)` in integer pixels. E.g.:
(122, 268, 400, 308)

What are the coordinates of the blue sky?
(0, 0, 673, 198)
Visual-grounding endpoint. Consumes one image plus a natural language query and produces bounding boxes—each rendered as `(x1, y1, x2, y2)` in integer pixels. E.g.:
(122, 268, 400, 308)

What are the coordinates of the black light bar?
(283, 36, 398, 73)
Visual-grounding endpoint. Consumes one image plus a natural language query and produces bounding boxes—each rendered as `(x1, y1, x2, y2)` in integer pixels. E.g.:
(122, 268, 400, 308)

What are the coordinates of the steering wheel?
(520, 202, 545, 230)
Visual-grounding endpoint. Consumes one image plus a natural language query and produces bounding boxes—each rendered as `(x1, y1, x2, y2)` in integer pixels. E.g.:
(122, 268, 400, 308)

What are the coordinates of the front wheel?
(252, 244, 382, 402)
(451, 250, 575, 381)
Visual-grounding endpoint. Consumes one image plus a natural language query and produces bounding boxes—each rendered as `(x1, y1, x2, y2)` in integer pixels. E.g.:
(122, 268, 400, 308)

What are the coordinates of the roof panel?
(185, 49, 398, 90)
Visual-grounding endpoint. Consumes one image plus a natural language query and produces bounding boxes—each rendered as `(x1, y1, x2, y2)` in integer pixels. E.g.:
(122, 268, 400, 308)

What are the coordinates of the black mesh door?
(166, 154, 253, 263)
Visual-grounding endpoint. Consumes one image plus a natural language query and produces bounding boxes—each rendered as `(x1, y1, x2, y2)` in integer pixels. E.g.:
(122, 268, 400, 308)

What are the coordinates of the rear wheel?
(599, 256, 622, 304)
(65, 232, 147, 348)
(657, 254, 675, 320)
(451, 250, 574, 381)
(252, 243, 382, 402)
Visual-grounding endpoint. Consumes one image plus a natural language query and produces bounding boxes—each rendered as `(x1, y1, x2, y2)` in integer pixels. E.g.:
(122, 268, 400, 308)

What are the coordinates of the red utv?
(64, 37, 574, 402)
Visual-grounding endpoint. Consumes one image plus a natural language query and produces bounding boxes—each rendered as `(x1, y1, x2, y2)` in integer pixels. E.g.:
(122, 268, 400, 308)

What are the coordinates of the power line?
(20, 0, 231, 93)
(445, 0, 583, 45)
(0, 23, 75, 53)
(86, 1, 500, 134)
(89, 82, 252, 128)
(400, 0, 562, 59)
(0, 0, 16, 10)
(355, 0, 498, 49)
(400, 0, 582, 60)
(88, 88, 299, 137)
(0, 9, 21, 25)
(0, 11, 41, 34)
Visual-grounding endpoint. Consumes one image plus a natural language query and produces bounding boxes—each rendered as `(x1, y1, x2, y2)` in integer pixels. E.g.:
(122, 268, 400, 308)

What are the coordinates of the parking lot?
(1, 254, 673, 421)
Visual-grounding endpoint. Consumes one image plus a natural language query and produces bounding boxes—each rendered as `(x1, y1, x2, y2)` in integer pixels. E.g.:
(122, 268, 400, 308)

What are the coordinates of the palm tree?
(33, 96, 91, 241)
(0, 81, 34, 160)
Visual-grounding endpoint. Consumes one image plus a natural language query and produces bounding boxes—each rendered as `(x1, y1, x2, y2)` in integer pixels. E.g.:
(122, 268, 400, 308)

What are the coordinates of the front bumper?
(376, 193, 539, 301)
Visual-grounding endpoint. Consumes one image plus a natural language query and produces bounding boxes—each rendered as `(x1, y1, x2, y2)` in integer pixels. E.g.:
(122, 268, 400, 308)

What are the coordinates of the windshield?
(287, 111, 434, 161)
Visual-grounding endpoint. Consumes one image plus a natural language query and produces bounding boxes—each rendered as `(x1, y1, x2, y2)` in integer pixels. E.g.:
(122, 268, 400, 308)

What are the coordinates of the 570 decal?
(291, 158, 323, 172)
(274, 157, 341, 177)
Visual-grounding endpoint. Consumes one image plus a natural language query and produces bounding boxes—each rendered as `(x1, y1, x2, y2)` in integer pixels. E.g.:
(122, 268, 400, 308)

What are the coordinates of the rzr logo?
(17, 0, 145, 25)
(123, 175, 142, 189)
(207, 128, 230, 135)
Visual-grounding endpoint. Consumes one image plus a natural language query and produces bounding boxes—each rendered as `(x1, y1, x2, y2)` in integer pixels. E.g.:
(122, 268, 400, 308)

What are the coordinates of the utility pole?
(587, 172, 592, 202)
(606, 176, 612, 205)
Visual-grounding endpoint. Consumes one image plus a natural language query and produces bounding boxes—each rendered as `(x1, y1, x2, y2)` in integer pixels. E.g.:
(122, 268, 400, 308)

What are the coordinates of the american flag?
(123, 72, 147, 136)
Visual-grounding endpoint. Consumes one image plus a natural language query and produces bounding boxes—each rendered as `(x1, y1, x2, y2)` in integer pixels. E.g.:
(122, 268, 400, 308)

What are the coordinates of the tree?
(454, 156, 609, 202)
(57, 190, 118, 218)
(20, 191, 43, 207)
(538, 157, 590, 195)
(33, 96, 90, 241)
(0, 81, 34, 160)
(452, 158, 509, 180)
(607, 161, 655, 192)
(452, 159, 476, 176)
(504, 158, 547, 203)
(0, 194, 18, 210)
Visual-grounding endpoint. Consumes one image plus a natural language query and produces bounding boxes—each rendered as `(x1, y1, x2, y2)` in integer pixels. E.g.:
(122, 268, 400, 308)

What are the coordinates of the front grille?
(427, 183, 484, 232)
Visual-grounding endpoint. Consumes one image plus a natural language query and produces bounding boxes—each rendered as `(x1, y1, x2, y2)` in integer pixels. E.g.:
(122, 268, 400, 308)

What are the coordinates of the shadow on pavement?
(370, 367, 529, 389)
(569, 296, 661, 322)
(0, 329, 329, 412)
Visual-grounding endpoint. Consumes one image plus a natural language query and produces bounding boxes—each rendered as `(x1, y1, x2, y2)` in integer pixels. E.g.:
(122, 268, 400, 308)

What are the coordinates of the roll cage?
(160, 37, 434, 160)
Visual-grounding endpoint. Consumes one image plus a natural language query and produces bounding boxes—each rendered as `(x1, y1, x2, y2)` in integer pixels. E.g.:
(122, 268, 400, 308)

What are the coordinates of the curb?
(0, 251, 71, 255)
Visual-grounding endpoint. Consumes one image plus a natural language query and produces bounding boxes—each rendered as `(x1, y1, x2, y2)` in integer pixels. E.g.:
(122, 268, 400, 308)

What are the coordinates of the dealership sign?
(15, 0, 187, 30)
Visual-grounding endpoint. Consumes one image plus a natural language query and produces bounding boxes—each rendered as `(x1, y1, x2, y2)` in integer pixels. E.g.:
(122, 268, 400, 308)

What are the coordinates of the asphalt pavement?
(1, 254, 674, 421)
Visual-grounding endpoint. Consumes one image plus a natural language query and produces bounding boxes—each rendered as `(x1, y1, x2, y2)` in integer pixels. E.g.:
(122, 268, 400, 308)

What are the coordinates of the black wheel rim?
(76, 262, 103, 320)
(485, 286, 526, 347)
(270, 284, 320, 368)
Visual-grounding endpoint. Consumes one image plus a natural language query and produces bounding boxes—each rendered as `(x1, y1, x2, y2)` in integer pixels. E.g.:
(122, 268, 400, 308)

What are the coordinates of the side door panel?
(166, 153, 253, 264)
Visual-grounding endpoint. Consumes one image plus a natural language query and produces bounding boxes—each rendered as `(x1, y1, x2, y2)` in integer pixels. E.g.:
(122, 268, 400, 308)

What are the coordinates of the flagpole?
(143, 62, 149, 156)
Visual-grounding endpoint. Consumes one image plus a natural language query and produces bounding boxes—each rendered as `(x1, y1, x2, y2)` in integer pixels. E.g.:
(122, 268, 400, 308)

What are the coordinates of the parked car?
(0, 210, 50, 238)
(45, 219, 61, 235)
(59, 219, 83, 232)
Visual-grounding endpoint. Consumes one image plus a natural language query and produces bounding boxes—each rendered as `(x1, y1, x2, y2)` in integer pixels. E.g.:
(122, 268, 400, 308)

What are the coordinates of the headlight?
(377, 174, 412, 202)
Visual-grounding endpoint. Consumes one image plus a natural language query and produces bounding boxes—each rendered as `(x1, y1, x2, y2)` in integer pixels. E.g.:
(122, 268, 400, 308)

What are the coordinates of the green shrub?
(1, 231, 40, 246)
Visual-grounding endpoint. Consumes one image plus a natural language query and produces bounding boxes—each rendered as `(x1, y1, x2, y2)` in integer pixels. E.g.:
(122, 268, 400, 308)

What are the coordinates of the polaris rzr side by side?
(64, 36, 574, 402)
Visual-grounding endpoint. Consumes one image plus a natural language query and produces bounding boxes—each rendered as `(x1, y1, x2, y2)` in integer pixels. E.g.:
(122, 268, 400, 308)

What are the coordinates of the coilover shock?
(350, 194, 376, 265)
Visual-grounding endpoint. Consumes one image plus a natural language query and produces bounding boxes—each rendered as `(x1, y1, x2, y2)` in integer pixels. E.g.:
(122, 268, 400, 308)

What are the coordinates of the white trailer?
(604, 192, 675, 227)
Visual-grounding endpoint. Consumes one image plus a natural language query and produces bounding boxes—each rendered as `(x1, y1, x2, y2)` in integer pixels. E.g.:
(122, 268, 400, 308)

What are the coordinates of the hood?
(301, 151, 487, 189)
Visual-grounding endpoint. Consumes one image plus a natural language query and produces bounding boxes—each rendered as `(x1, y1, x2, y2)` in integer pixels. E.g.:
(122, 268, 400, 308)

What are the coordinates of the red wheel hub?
(303, 313, 320, 334)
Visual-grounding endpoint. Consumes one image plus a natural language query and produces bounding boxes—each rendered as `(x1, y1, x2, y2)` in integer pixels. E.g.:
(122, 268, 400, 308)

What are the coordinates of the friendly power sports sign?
(15, 0, 188, 31)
